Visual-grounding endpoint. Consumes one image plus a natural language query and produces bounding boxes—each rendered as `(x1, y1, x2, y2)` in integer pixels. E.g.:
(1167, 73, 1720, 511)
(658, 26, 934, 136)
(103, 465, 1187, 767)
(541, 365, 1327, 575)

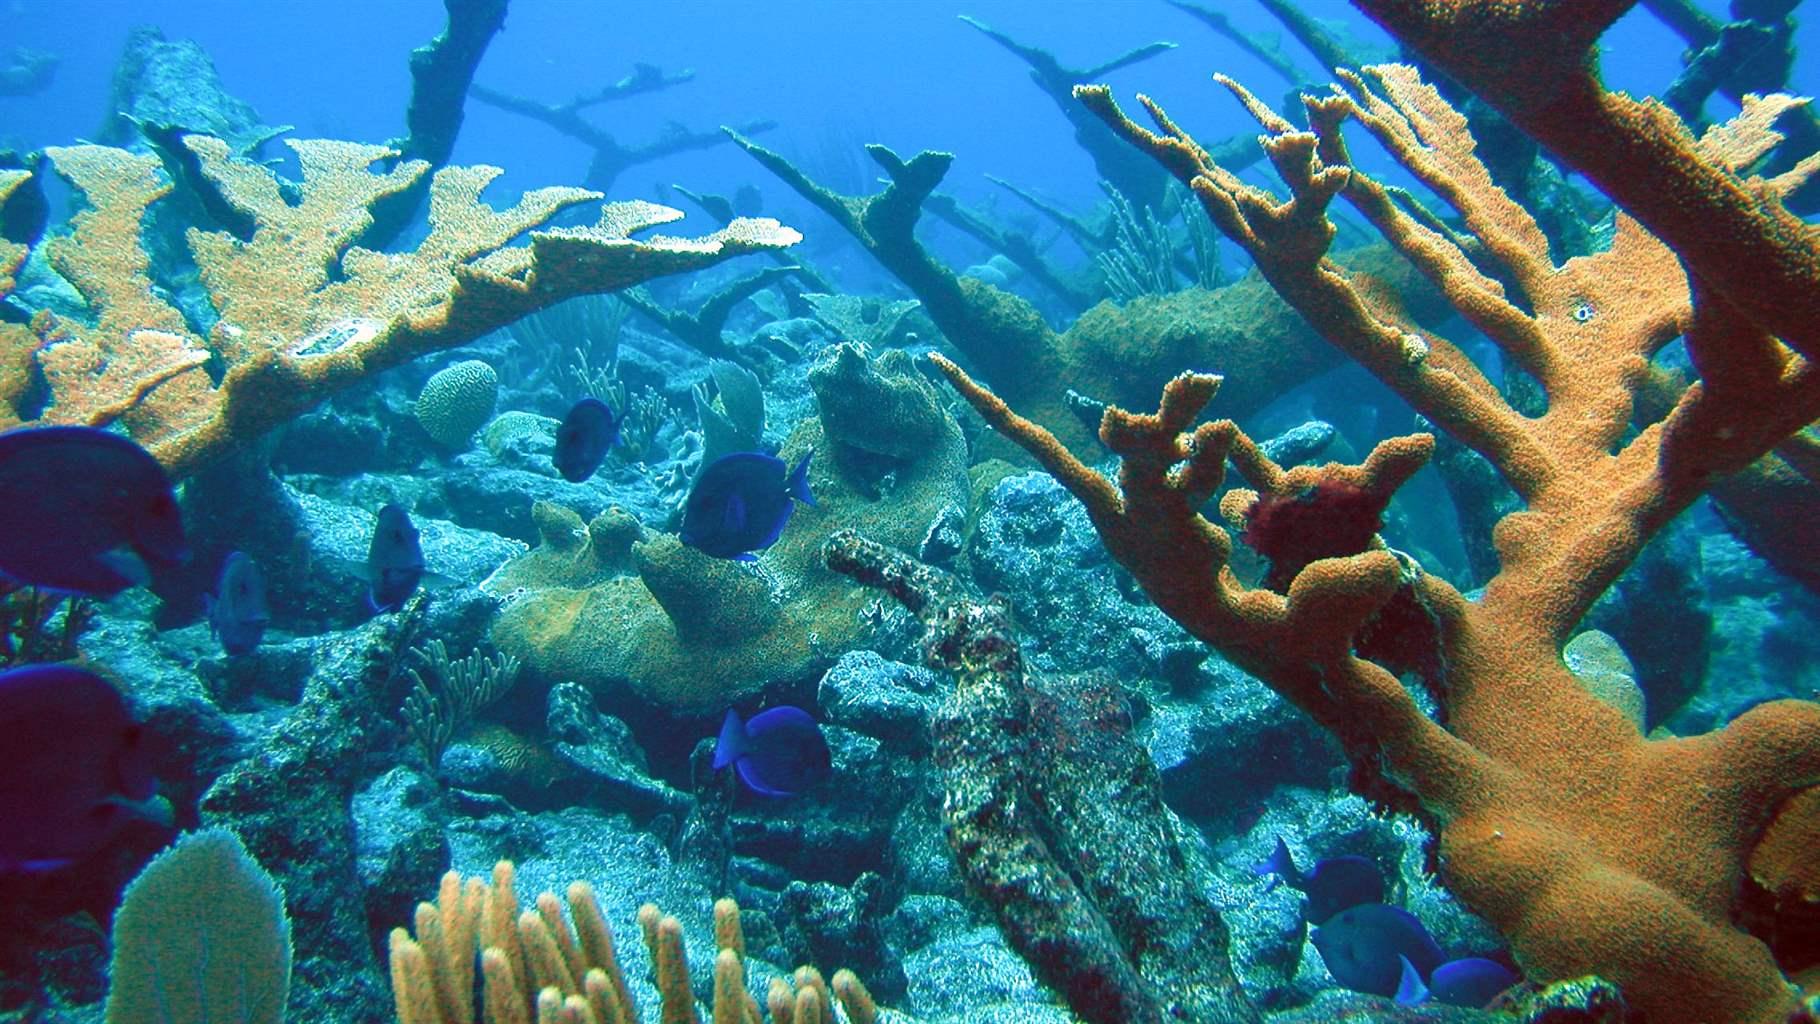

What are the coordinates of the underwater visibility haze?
(2, 1, 1820, 1022)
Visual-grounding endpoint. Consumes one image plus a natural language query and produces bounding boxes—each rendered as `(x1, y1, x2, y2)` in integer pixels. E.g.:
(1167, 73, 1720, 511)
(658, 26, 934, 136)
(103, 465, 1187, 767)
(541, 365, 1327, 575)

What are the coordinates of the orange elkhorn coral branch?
(1353, 0, 1820, 363)
(949, 54, 1820, 1022)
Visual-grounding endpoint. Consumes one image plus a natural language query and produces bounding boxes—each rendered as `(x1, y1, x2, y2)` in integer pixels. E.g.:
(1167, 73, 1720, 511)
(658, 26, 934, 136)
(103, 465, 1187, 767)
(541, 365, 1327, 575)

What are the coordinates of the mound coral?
(415, 359, 499, 448)
(0, 137, 798, 478)
(936, 57, 1820, 1023)
(488, 343, 969, 712)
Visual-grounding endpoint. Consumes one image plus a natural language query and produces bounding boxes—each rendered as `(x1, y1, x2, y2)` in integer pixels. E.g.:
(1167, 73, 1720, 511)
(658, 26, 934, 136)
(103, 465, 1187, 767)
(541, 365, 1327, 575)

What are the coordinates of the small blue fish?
(713, 706, 832, 797)
(681, 450, 814, 561)
(553, 397, 620, 482)
(0, 426, 187, 596)
(1252, 835, 1385, 924)
(367, 503, 425, 612)
(1395, 954, 1519, 1008)
(0, 664, 168, 872)
(206, 551, 269, 656)
(1310, 902, 1444, 998)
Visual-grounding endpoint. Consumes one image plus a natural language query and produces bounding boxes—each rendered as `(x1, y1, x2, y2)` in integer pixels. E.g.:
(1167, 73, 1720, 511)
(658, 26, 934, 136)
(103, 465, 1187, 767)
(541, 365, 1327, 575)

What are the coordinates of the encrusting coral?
(0, 137, 799, 478)
(931, 57, 1820, 1024)
(388, 861, 880, 1024)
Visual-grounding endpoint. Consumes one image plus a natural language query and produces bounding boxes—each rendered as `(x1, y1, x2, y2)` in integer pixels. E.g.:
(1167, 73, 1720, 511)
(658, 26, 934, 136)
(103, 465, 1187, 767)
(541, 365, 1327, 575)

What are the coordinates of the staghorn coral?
(933, 60, 1820, 1024)
(0, 137, 798, 479)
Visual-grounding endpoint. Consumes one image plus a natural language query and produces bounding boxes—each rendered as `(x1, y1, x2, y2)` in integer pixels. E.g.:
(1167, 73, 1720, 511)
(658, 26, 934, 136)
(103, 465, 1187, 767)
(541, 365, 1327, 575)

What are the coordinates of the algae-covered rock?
(489, 345, 970, 712)
(810, 343, 945, 460)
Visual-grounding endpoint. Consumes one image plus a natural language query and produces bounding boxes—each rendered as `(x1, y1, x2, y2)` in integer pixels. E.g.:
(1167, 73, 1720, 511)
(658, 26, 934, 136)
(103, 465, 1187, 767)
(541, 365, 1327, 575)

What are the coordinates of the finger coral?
(0, 137, 799, 479)
(388, 863, 880, 1024)
(936, 58, 1820, 1024)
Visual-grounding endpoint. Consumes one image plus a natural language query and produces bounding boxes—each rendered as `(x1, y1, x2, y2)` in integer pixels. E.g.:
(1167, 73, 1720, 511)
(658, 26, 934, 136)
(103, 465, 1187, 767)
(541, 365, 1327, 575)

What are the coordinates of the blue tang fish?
(1395, 954, 1519, 1008)
(1252, 835, 1385, 924)
(714, 706, 832, 797)
(206, 551, 270, 656)
(553, 396, 620, 482)
(0, 426, 187, 596)
(1310, 902, 1444, 997)
(367, 503, 425, 612)
(681, 450, 814, 561)
(0, 664, 169, 872)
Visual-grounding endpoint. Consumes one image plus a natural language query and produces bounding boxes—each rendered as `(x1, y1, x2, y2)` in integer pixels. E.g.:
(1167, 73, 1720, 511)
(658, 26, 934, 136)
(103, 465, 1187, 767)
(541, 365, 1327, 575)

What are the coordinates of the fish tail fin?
(713, 708, 744, 770)
(1252, 835, 1301, 888)
(1394, 954, 1430, 1006)
(788, 449, 815, 507)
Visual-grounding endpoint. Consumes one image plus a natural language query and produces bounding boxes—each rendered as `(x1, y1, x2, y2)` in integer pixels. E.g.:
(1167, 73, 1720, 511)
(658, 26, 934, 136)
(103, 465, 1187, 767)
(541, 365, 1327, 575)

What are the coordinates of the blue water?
(11, 2, 1810, 226)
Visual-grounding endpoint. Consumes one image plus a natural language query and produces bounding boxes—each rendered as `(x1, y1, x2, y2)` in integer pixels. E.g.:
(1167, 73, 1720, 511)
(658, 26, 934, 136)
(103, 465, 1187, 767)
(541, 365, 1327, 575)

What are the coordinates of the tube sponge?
(104, 827, 292, 1024)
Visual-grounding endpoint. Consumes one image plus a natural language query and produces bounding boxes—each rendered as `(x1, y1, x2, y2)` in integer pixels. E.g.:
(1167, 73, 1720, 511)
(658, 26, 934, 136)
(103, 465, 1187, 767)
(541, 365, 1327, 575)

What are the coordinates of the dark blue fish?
(553, 397, 620, 482)
(0, 664, 167, 872)
(0, 426, 187, 596)
(1252, 835, 1385, 924)
(1310, 902, 1444, 997)
(713, 706, 832, 797)
(681, 450, 814, 561)
(367, 503, 424, 612)
(206, 551, 269, 656)
(1395, 954, 1519, 1008)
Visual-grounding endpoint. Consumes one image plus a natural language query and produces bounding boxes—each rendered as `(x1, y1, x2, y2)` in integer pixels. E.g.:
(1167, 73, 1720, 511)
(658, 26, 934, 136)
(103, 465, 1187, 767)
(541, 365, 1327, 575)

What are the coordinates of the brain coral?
(414, 359, 499, 447)
(486, 344, 969, 712)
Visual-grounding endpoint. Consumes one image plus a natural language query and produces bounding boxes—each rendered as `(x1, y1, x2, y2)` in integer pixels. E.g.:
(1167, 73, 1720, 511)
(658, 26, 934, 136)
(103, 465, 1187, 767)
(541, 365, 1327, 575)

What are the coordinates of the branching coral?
(400, 637, 522, 768)
(727, 131, 1458, 458)
(932, 59, 1820, 1023)
(0, 137, 799, 478)
(1351, 0, 1820, 359)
